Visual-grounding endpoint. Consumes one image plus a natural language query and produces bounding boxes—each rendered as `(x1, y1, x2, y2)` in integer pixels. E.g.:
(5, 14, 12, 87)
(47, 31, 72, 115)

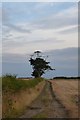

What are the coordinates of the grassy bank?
(2, 75, 43, 92)
(2, 75, 45, 118)
(0, 77, 2, 119)
(0, 77, 2, 90)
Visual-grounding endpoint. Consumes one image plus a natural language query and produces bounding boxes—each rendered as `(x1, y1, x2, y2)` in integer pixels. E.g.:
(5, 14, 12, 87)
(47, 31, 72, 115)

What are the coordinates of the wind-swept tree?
(29, 51, 55, 78)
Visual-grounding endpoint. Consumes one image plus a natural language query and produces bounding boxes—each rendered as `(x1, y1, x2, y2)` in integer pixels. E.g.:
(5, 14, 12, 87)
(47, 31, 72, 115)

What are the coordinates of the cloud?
(2, 0, 79, 2)
(2, 3, 78, 55)
(2, 8, 31, 34)
(3, 23, 77, 54)
(3, 47, 78, 63)
(46, 47, 78, 60)
(31, 5, 77, 30)
(4, 23, 31, 33)
(57, 25, 78, 34)
(2, 3, 78, 35)
(3, 36, 64, 55)
(24, 37, 64, 43)
(3, 22, 31, 34)
(44, 47, 78, 77)
(2, 53, 26, 63)
(2, 47, 78, 78)
(2, 2, 78, 77)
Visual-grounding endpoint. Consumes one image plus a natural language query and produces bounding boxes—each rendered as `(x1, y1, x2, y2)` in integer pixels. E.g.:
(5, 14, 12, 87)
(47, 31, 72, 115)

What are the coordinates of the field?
(50, 79, 78, 118)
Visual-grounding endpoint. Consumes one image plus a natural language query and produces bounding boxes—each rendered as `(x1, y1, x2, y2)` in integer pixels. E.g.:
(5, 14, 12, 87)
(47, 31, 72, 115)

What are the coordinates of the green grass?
(2, 74, 44, 92)
(2, 75, 44, 118)
(32, 113, 47, 118)
(0, 77, 2, 91)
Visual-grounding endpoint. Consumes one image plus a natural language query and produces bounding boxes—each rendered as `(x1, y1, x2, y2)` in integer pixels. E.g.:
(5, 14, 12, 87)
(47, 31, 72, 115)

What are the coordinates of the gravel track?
(20, 81, 69, 118)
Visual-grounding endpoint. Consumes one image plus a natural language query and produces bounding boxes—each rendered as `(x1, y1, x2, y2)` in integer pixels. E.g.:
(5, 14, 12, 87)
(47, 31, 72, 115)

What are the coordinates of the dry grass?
(0, 77, 2, 119)
(50, 79, 78, 118)
(0, 97, 2, 119)
(3, 80, 45, 118)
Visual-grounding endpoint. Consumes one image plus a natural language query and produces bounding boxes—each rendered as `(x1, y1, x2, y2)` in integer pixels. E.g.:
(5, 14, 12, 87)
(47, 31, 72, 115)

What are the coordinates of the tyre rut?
(20, 81, 69, 118)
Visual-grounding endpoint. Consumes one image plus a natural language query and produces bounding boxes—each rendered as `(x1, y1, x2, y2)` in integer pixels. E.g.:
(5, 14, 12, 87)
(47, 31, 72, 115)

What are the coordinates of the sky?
(1, 2, 78, 78)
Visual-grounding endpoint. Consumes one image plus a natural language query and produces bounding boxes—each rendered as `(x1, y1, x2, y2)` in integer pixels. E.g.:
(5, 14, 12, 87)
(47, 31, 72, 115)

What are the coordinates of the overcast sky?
(2, 2, 78, 78)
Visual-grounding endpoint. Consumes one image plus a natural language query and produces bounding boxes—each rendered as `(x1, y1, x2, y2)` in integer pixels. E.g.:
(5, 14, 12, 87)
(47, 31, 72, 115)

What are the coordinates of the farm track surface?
(20, 81, 69, 118)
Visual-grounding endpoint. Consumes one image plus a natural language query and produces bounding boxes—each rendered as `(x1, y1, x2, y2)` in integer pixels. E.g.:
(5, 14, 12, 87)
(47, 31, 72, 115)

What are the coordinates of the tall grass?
(0, 77, 2, 90)
(2, 74, 43, 92)
(2, 75, 44, 118)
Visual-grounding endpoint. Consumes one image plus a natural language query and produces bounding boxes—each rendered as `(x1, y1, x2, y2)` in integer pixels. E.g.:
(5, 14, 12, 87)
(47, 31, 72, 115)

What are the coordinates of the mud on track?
(20, 81, 69, 118)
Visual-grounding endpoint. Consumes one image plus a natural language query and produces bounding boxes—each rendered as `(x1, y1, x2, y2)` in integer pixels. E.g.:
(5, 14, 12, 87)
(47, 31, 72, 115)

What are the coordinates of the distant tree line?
(53, 76, 80, 80)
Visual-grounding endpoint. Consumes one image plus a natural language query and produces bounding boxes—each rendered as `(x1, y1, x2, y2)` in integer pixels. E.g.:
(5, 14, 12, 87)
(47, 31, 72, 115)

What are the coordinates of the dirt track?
(20, 81, 69, 118)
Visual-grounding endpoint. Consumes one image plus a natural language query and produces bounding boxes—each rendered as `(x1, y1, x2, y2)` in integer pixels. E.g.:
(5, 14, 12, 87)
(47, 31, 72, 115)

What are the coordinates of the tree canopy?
(29, 51, 54, 78)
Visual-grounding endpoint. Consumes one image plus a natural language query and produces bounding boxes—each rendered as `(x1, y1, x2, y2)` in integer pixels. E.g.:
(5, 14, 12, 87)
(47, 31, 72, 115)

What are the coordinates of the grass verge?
(2, 74, 45, 118)
(2, 75, 43, 92)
